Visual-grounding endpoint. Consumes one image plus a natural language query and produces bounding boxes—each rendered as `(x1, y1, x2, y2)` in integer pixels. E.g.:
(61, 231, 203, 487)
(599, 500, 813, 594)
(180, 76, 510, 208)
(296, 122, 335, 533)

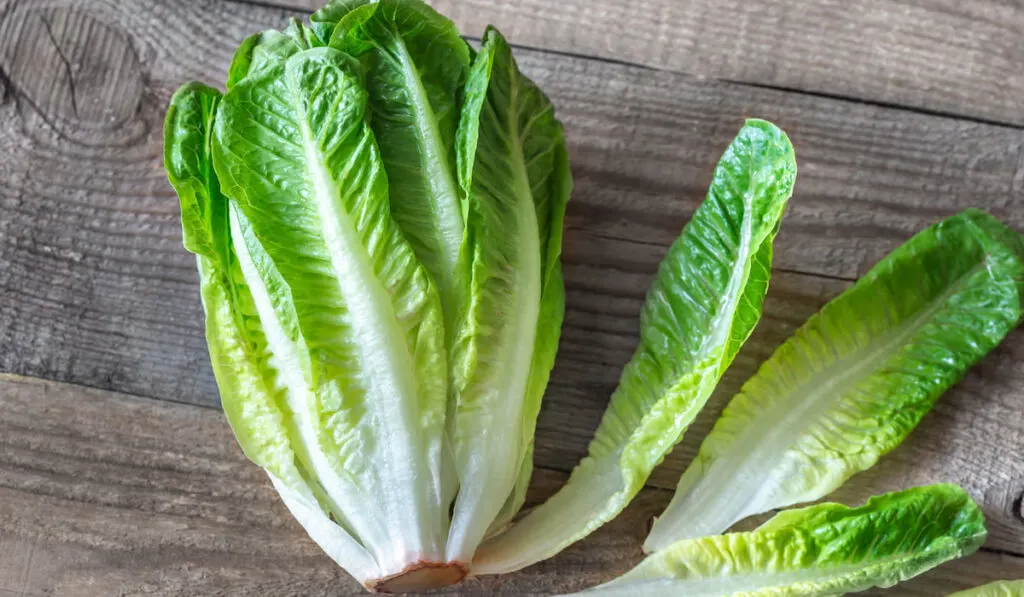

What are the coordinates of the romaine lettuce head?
(165, 0, 569, 591)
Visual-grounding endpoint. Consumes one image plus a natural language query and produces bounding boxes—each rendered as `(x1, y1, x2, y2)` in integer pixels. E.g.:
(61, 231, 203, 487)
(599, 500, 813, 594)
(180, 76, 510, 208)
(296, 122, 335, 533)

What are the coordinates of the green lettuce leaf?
(445, 28, 571, 563)
(328, 0, 471, 313)
(646, 209, 1024, 551)
(472, 119, 796, 574)
(211, 47, 451, 578)
(570, 484, 986, 597)
(949, 581, 1024, 597)
(309, 0, 372, 43)
(164, 83, 380, 582)
(226, 13, 328, 91)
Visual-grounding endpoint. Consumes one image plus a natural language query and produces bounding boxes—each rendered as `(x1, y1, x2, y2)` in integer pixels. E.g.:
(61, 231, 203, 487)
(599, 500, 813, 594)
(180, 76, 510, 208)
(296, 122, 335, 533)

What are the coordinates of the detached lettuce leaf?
(646, 209, 1024, 551)
(164, 83, 379, 582)
(445, 28, 571, 563)
(570, 484, 986, 597)
(212, 47, 451, 579)
(328, 0, 470, 312)
(472, 119, 797, 574)
(950, 581, 1024, 597)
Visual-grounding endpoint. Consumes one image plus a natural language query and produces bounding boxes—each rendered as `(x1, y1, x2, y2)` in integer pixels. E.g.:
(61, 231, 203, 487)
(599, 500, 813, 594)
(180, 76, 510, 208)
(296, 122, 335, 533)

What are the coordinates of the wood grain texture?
(277, 0, 1024, 126)
(1, 0, 1023, 557)
(1, 375, 1022, 596)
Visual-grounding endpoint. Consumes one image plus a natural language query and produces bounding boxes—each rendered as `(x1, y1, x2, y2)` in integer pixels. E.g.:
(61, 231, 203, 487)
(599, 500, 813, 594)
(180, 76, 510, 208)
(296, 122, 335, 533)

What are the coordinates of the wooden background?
(1, 0, 1022, 594)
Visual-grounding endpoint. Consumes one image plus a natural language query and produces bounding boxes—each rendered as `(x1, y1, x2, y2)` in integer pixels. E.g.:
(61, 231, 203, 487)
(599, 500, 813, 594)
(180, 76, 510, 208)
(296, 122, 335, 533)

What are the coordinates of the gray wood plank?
(1, 375, 1021, 596)
(274, 0, 1024, 127)
(1, 0, 1023, 558)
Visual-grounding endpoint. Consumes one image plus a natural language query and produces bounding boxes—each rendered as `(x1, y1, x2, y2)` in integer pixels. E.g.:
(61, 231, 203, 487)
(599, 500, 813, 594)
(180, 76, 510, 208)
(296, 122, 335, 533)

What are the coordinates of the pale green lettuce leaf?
(445, 28, 571, 563)
(211, 47, 450, 577)
(328, 0, 470, 312)
(646, 209, 1024, 551)
(571, 484, 986, 597)
(164, 83, 379, 582)
(472, 119, 796, 574)
(949, 581, 1024, 597)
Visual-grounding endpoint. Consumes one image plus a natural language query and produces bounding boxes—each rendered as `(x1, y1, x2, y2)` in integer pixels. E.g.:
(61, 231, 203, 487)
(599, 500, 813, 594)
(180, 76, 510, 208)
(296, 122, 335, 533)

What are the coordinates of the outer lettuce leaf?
(570, 484, 986, 597)
(949, 581, 1024, 597)
(211, 47, 450, 578)
(329, 0, 470, 312)
(646, 209, 1024, 551)
(164, 83, 379, 582)
(472, 119, 796, 574)
(445, 28, 571, 563)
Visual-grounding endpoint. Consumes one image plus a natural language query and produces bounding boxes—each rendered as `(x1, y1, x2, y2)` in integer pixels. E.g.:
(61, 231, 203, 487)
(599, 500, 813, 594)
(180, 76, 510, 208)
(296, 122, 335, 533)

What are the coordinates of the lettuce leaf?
(646, 209, 1024, 551)
(472, 119, 796, 574)
(211, 47, 451, 579)
(164, 83, 380, 582)
(949, 581, 1024, 597)
(570, 484, 986, 597)
(327, 0, 471, 312)
(445, 28, 571, 563)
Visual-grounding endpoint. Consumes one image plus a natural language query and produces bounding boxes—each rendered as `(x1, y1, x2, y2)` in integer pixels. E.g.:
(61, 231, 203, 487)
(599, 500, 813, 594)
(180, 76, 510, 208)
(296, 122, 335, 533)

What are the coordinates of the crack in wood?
(721, 77, 1024, 133)
(39, 14, 80, 120)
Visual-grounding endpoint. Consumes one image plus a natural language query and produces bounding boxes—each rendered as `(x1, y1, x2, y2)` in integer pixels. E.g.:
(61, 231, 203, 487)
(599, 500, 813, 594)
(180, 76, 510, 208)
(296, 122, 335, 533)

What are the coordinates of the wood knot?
(0, 3, 146, 145)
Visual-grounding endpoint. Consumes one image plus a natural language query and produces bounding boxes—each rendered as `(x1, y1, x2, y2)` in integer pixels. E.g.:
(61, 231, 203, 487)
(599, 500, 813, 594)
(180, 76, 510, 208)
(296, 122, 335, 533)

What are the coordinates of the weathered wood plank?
(0, 375, 1021, 596)
(274, 0, 1024, 126)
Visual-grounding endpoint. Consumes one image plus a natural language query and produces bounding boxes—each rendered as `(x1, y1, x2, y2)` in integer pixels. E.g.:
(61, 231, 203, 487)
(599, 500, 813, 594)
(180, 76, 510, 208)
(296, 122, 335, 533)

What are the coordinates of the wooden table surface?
(1, 0, 1023, 594)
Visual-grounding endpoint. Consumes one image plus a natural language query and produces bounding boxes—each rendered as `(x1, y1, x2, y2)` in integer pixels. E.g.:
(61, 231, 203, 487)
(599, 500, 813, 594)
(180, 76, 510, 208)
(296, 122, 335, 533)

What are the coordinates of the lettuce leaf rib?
(646, 209, 1024, 552)
(571, 485, 986, 597)
(471, 119, 796, 574)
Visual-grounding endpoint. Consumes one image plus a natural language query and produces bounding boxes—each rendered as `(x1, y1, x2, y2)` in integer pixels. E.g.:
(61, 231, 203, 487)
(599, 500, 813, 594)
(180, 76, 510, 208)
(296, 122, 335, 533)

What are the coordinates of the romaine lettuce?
(165, 1, 569, 589)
